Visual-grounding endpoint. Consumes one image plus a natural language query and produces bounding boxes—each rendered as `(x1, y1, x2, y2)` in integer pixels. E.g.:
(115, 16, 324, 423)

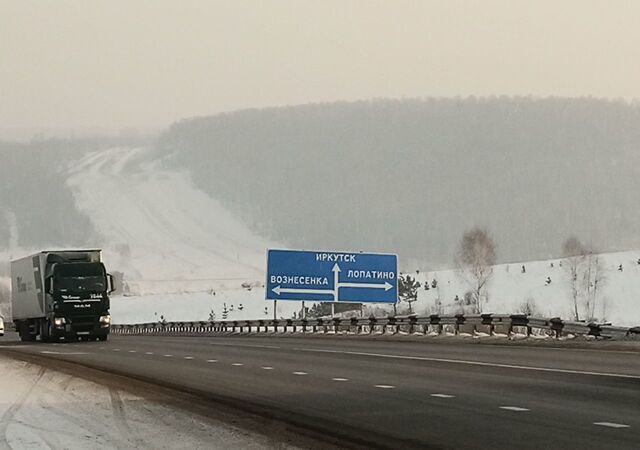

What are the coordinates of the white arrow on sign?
(339, 281, 393, 291)
(272, 286, 334, 296)
(332, 263, 341, 302)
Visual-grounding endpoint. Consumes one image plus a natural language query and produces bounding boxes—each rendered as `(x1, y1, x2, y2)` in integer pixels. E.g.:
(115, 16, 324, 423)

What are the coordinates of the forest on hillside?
(0, 137, 142, 249)
(157, 97, 640, 265)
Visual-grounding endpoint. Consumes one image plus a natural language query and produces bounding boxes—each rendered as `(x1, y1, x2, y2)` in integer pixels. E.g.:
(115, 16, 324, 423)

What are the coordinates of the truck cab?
(45, 259, 113, 341)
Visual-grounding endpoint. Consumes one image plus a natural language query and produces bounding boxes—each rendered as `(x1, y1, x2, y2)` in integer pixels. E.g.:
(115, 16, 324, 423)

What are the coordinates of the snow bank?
(0, 355, 286, 449)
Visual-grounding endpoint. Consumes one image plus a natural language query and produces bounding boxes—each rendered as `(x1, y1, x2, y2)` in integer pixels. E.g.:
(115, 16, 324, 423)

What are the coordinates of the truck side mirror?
(108, 274, 116, 294)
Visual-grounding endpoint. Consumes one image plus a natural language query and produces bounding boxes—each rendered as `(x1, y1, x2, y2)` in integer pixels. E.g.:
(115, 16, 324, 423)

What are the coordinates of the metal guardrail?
(111, 314, 640, 340)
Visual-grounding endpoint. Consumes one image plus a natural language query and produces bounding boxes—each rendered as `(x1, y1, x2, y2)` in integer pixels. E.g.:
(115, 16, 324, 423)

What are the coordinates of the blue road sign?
(266, 249, 398, 304)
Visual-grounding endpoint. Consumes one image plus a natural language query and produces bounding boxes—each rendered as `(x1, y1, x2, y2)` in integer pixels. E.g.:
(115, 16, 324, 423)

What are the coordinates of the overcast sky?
(1, 0, 639, 138)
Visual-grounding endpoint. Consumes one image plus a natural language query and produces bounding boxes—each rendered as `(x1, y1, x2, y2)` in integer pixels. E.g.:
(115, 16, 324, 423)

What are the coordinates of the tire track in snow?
(109, 388, 146, 449)
(0, 366, 46, 450)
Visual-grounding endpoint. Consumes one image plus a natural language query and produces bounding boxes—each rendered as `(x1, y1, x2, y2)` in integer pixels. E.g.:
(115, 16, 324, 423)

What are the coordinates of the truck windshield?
(54, 263, 106, 292)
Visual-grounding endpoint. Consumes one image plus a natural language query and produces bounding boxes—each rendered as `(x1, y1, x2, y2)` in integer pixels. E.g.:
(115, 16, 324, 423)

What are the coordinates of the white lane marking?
(0, 345, 36, 349)
(113, 348, 121, 351)
(145, 352, 153, 355)
(184, 356, 194, 360)
(430, 394, 455, 398)
(164, 354, 173, 357)
(128, 350, 136, 353)
(40, 351, 88, 355)
(294, 348, 640, 380)
(374, 384, 396, 389)
(231, 363, 244, 366)
(293, 371, 308, 375)
(208, 342, 281, 349)
(261, 366, 274, 370)
(332, 377, 349, 382)
(99, 347, 105, 350)
(594, 422, 630, 429)
(206, 359, 218, 363)
(500, 406, 530, 412)
(485, 344, 640, 356)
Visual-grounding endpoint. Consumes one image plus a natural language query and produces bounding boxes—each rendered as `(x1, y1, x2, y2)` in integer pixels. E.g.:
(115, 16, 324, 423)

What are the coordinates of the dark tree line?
(157, 97, 640, 265)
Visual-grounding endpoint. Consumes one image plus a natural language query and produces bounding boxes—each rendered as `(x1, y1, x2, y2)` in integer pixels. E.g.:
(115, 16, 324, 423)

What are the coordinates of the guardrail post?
(408, 315, 417, 334)
(332, 317, 341, 334)
(454, 314, 465, 335)
(481, 314, 493, 336)
(385, 316, 395, 334)
(550, 317, 563, 338)
(368, 316, 376, 334)
(429, 314, 441, 334)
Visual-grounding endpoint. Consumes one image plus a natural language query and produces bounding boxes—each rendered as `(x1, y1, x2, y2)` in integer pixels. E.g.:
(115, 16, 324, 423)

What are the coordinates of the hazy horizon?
(2, 0, 640, 139)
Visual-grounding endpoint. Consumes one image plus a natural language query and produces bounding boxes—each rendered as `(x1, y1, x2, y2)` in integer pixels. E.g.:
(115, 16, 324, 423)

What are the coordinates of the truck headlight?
(54, 317, 66, 327)
(99, 315, 111, 326)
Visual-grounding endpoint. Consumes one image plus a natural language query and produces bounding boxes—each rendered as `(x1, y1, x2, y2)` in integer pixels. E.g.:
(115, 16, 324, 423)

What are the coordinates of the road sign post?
(266, 249, 398, 305)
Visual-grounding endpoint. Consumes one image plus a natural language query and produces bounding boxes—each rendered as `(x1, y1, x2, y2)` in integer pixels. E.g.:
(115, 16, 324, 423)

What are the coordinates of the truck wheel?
(18, 321, 37, 342)
(20, 332, 36, 342)
(98, 335, 108, 341)
(41, 320, 51, 342)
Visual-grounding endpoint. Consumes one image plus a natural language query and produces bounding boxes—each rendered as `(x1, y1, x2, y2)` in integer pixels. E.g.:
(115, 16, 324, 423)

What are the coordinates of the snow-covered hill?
(66, 147, 272, 291)
(63, 147, 300, 322)
(1, 146, 639, 327)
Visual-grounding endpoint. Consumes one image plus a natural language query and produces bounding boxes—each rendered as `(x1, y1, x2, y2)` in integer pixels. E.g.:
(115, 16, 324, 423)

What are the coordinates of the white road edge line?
(208, 343, 281, 350)
(294, 348, 640, 380)
(40, 351, 88, 355)
(593, 422, 630, 429)
(500, 406, 530, 412)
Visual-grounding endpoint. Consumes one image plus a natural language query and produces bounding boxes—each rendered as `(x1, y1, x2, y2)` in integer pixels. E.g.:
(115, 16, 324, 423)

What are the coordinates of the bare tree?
(562, 237, 607, 321)
(562, 236, 585, 320)
(582, 251, 606, 321)
(457, 227, 496, 314)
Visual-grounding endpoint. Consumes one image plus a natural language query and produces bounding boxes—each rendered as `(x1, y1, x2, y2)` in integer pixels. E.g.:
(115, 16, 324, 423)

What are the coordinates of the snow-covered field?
(404, 250, 640, 326)
(0, 355, 283, 449)
(1, 146, 639, 327)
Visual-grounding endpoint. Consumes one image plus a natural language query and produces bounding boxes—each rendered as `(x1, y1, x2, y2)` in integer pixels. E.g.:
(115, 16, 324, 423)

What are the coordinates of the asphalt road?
(1, 333, 639, 450)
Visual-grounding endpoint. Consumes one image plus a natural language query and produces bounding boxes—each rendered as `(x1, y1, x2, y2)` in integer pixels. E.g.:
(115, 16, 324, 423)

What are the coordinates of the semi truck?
(11, 250, 114, 342)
